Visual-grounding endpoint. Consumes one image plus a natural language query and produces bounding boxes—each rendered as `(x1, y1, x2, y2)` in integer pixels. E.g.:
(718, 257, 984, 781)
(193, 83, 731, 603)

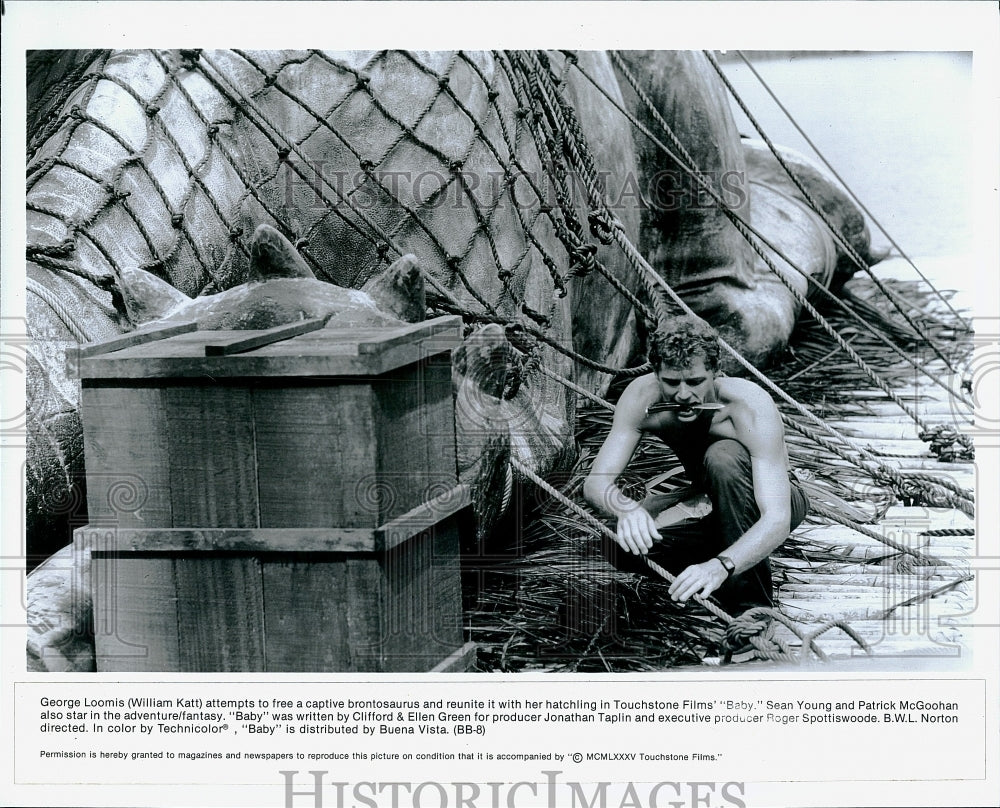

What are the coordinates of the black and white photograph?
(3, 2, 998, 807)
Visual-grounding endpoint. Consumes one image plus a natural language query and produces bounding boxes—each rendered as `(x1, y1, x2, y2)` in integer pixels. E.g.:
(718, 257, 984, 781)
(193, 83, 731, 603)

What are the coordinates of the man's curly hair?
(648, 315, 721, 371)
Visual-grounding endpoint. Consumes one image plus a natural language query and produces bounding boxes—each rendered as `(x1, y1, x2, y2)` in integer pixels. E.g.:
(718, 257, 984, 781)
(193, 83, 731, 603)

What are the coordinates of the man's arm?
(669, 384, 792, 603)
(583, 377, 662, 555)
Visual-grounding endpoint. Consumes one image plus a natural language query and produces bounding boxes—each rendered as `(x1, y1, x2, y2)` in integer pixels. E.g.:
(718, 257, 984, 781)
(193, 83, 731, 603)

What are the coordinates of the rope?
(608, 51, 973, 431)
(511, 457, 870, 663)
(725, 607, 871, 664)
(538, 365, 616, 412)
(780, 414, 973, 515)
(876, 574, 974, 620)
(807, 501, 945, 564)
(26, 277, 92, 343)
(567, 53, 977, 491)
(704, 49, 964, 368)
(918, 528, 974, 537)
(733, 50, 971, 331)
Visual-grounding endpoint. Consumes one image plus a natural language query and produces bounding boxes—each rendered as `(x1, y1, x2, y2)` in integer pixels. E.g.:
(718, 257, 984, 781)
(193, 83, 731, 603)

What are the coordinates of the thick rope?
(733, 50, 971, 331)
(704, 49, 964, 368)
(538, 365, 616, 412)
(26, 277, 92, 343)
(564, 54, 975, 502)
(725, 607, 871, 664)
(610, 51, 973, 428)
(511, 457, 870, 663)
(807, 501, 945, 564)
(779, 413, 973, 515)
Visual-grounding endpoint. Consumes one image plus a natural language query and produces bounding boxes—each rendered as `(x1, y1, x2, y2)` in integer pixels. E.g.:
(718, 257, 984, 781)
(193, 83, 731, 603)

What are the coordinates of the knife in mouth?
(645, 401, 725, 415)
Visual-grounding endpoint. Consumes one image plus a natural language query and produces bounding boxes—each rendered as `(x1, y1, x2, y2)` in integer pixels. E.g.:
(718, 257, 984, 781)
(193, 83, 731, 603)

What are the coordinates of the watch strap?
(716, 554, 736, 579)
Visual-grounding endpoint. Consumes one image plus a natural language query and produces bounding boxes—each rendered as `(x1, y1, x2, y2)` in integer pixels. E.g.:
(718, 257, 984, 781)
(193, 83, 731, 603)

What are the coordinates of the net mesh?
(26, 49, 633, 344)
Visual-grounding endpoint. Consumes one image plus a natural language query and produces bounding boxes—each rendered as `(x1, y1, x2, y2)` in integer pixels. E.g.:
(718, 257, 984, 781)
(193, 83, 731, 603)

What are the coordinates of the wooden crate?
(74, 316, 476, 671)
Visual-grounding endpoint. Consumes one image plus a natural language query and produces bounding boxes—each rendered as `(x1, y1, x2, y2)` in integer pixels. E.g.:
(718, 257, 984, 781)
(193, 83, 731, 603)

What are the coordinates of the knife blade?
(645, 401, 725, 415)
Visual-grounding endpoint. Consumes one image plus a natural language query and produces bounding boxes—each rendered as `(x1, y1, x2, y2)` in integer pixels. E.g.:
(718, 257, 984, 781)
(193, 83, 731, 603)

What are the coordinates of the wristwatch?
(716, 554, 736, 579)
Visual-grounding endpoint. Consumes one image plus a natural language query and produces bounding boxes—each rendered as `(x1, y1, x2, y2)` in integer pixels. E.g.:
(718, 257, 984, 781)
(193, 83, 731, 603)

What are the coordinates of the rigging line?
(588, 53, 973, 410)
(196, 52, 399, 255)
(704, 49, 965, 365)
(733, 50, 971, 330)
(620, 49, 966, 378)
(598, 55, 969, 425)
(539, 55, 973, 506)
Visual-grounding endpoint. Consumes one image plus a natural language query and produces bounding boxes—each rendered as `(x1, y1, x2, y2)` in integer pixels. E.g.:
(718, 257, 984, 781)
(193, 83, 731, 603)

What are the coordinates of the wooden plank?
(881, 505, 974, 530)
(174, 557, 265, 672)
(372, 361, 459, 523)
(78, 317, 461, 379)
(74, 321, 197, 360)
(777, 561, 970, 576)
(80, 386, 173, 528)
(381, 525, 464, 672)
(429, 642, 478, 673)
(203, 317, 328, 356)
(356, 316, 463, 354)
(254, 384, 376, 528)
(345, 559, 385, 672)
(375, 486, 471, 551)
(162, 385, 259, 528)
(826, 420, 923, 441)
(262, 559, 353, 671)
(365, 333, 462, 378)
(91, 527, 378, 553)
(835, 401, 972, 416)
(92, 556, 180, 672)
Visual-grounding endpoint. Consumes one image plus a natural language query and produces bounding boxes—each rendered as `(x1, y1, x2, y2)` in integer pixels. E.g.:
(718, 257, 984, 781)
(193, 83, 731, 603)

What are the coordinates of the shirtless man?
(583, 315, 808, 612)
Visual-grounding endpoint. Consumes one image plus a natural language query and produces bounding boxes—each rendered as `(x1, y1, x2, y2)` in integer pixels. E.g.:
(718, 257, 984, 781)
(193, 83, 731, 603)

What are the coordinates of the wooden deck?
(765, 386, 975, 664)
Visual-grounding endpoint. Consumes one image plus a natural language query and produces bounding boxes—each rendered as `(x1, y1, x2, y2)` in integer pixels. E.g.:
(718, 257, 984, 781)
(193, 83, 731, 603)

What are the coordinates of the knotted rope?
(510, 457, 872, 664)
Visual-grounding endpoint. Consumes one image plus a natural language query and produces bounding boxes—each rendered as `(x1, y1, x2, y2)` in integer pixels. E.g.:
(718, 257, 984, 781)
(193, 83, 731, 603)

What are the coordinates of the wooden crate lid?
(76, 484, 472, 554)
(73, 316, 462, 380)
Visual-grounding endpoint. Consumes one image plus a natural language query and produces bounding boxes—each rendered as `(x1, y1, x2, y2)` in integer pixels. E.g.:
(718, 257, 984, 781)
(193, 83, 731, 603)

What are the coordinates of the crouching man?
(583, 315, 808, 613)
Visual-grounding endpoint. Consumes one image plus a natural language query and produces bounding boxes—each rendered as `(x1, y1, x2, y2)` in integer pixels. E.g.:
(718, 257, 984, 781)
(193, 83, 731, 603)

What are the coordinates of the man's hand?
(669, 558, 729, 603)
(615, 507, 661, 555)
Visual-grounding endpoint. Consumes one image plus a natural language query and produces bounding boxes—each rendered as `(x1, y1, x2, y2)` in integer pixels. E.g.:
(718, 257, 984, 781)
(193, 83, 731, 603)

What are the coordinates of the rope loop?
(588, 210, 615, 245)
(920, 424, 976, 462)
(726, 607, 872, 664)
(567, 242, 598, 278)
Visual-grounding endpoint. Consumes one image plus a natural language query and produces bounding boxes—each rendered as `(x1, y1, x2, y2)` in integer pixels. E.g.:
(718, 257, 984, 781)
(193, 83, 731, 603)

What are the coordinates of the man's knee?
(702, 439, 750, 482)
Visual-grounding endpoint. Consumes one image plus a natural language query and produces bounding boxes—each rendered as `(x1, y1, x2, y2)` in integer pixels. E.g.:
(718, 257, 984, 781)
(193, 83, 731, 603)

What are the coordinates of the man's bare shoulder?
(716, 376, 777, 408)
(715, 376, 786, 454)
(716, 377, 783, 433)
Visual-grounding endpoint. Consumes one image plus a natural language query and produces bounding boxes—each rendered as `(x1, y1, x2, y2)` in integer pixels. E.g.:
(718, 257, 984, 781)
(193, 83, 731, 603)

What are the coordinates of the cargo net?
(26, 49, 648, 364)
